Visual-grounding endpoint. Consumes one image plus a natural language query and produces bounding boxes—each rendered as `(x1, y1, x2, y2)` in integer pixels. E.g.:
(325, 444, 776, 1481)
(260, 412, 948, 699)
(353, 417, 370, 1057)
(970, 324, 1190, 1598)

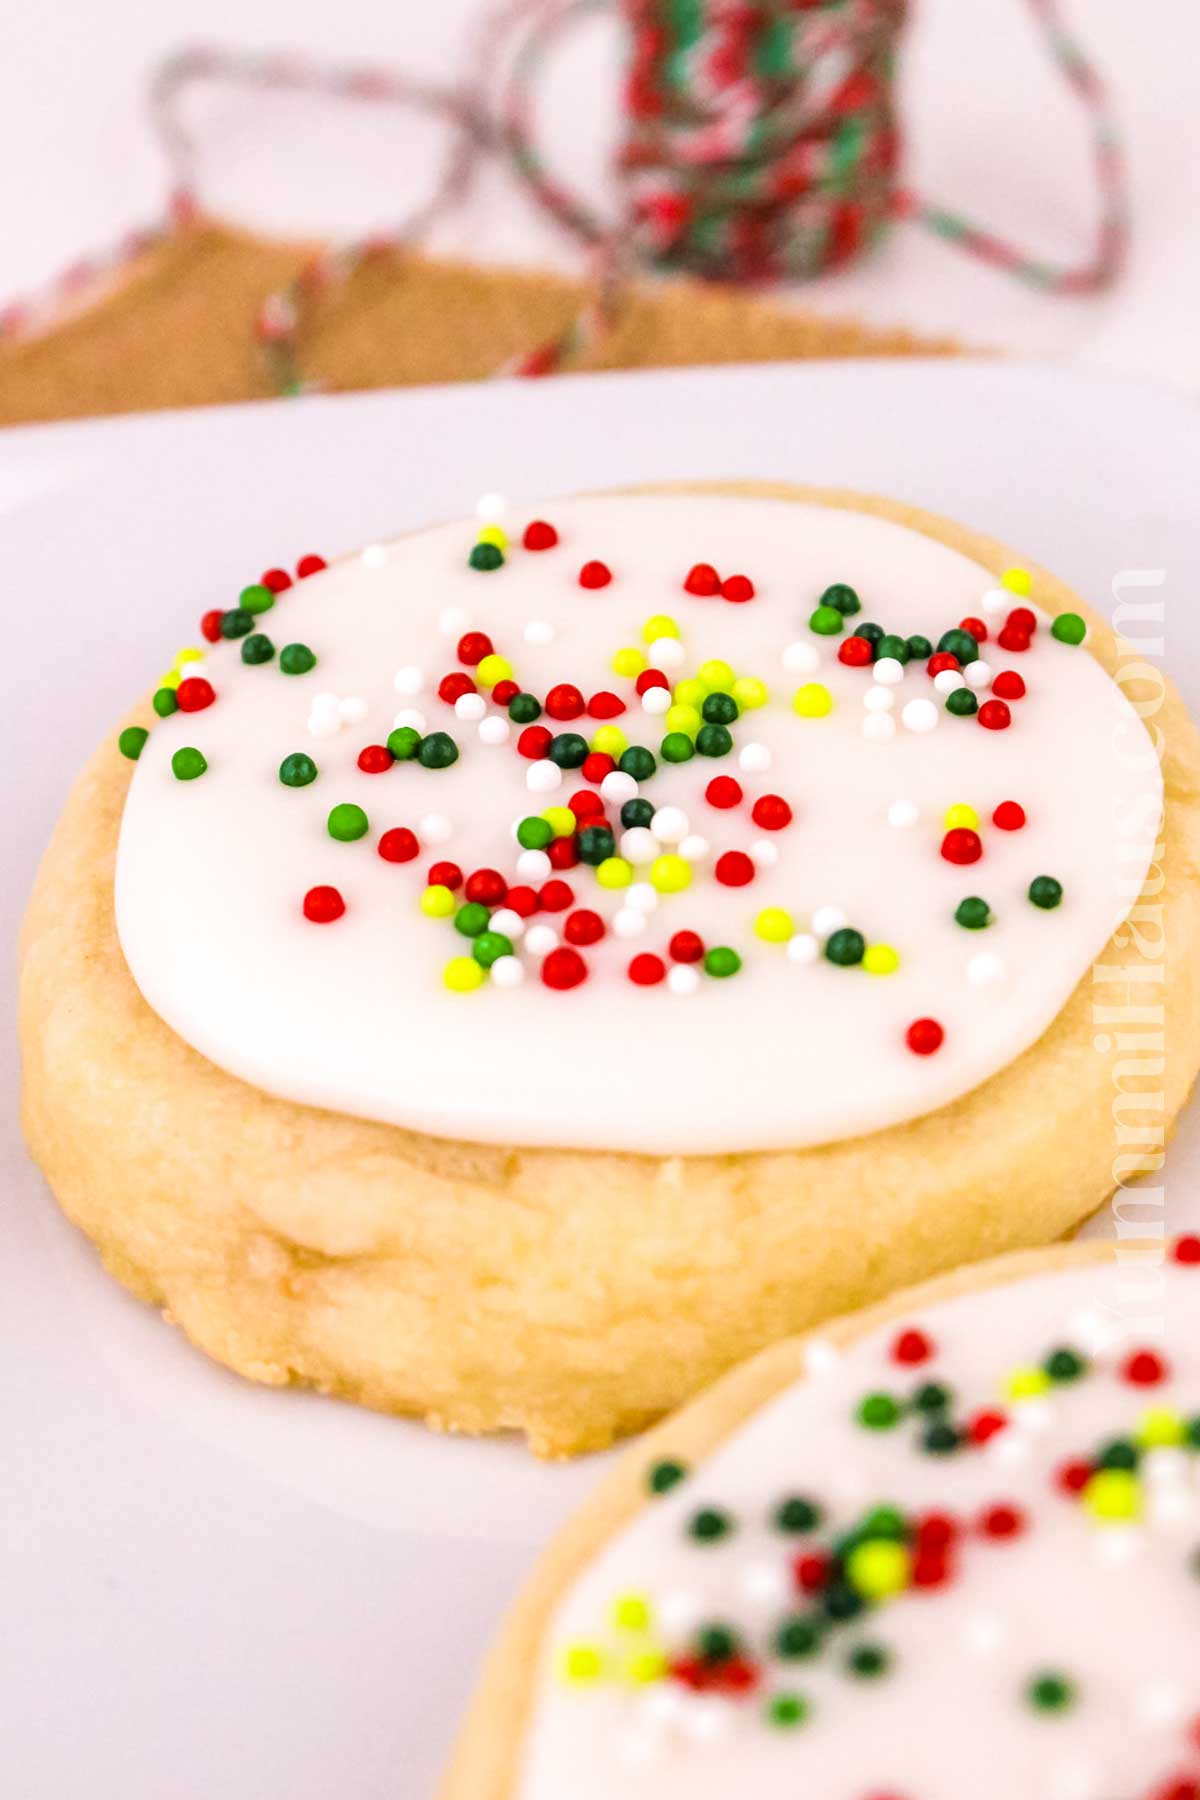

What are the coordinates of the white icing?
(115, 495, 1161, 1155)
(517, 1256, 1200, 1800)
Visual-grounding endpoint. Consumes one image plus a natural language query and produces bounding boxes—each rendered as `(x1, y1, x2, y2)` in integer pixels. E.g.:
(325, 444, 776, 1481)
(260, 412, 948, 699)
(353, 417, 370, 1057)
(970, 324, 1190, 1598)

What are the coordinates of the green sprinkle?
(619, 746, 657, 781)
(695, 723, 733, 758)
(820, 582, 860, 617)
(152, 688, 178, 718)
(946, 687, 978, 716)
(1027, 1672, 1076, 1713)
(454, 902, 491, 938)
(171, 746, 207, 781)
(858, 1392, 900, 1430)
(701, 692, 739, 725)
(469, 542, 504, 571)
(661, 731, 695, 763)
(118, 725, 149, 761)
(689, 1507, 734, 1543)
(387, 726, 422, 761)
(913, 1380, 953, 1412)
(774, 1496, 822, 1534)
(697, 1624, 739, 1665)
(327, 802, 369, 841)
(621, 797, 655, 829)
(861, 1505, 907, 1540)
(809, 605, 844, 636)
(1051, 612, 1087, 646)
(824, 927, 866, 966)
(241, 633, 274, 665)
(766, 1692, 811, 1729)
(418, 731, 459, 770)
(508, 693, 542, 724)
(280, 643, 316, 675)
(937, 627, 979, 664)
(647, 1459, 688, 1495)
(1029, 875, 1063, 910)
(279, 752, 317, 788)
(704, 946, 741, 978)
(846, 1642, 891, 1680)
(775, 1616, 824, 1661)
(578, 825, 615, 865)
(1045, 1347, 1087, 1383)
(954, 896, 991, 930)
(239, 583, 275, 615)
(219, 608, 254, 639)
(472, 930, 513, 968)
(548, 732, 588, 769)
(517, 816, 554, 851)
(905, 633, 933, 660)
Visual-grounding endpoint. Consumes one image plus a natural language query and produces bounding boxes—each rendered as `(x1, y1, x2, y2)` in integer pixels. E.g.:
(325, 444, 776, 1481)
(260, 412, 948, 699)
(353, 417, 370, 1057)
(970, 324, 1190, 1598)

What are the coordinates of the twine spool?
(0, 0, 1129, 390)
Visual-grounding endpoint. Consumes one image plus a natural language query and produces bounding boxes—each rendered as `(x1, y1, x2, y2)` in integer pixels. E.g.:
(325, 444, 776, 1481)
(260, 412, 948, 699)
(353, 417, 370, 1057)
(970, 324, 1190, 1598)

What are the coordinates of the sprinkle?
(420, 884, 456, 919)
(444, 955, 486, 992)
(1029, 875, 1064, 909)
(793, 684, 832, 718)
(863, 685, 895, 713)
(887, 799, 919, 828)
(490, 955, 525, 988)
(651, 637, 687, 670)
(579, 560, 612, 590)
(303, 885, 344, 923)
(391, 710, 427, 737)
(651, 854, 692, 894)
(597, 856, 634, 889)
(613, 907, 646, 938)
(476, 654, 513, 688)
(626, 882, 658, 913)
(469, 542, 503, 571)
(993, 800, 1027, 831)
(601, 770, 639, 805)
(642, 687, 671, 716)
(620, 828, 659, 864)
(171, 746, 207, 781)
(478, 716, 510, 745)
(715, 851, 755, 888)
(786, 934, 819, 963)
(118, 726, 149, 761)
(738, 742, 772, 773)
(873, 656, 905, 686)
(524, 924, 559, 958)
(824, 927, 865, 966)
(455, 693, 487, 722)
(809, 605, 844, 636)
(378, 828, 418, 863)
(942, 828, 982, 865)
(650, 805, 689, 844)
(862, 943, 900, 975)
(280, 752, 318, 787)
(668, 964, 700, 995)
(900, 698, 938, 733)
(965, 660, 994, 691)
(906, 1017, 944, 1055)
(476, 524, 507, 551)
(678, 833, 711, 863)
(527, 762, 563, 794)
(811, 905, 847, 937)
(748, 838, 778, 868)
(704, 946, 742, 978)
(955, 897, 992, 930)
(629, 953, 666, 986)
(280, 643, 317, 676)
(1026, 1672, 1076, 1713)
(721, 574, 754, 603)
(177, 677, 216, 713)
(516, 849, 553, 881)
(755, 907, 794, 943)
(934, 668, 967, 696)
(978, 699, 1012, 731)
(523, 519, 558, 550)
(684, 562, 720, 596)
(733, 676, 768, 710)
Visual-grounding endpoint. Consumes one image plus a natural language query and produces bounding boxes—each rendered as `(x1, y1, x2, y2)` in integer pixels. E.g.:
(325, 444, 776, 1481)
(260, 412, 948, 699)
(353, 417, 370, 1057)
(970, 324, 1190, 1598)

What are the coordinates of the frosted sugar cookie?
(443, 1238, 1200, 1799)
(19, 486, 1200, 1452)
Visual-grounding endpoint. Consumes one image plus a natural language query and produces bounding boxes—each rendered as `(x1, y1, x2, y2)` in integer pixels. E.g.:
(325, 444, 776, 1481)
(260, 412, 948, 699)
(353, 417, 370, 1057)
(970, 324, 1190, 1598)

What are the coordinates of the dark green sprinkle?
(548, 732, 588, 769)
(661, 731, 695, 763)
(775, 1615, 825, 1661)
(241, 632, 275, 665)
(905, 633, 933, 660)
(954, 896, 991, 930)
(471, 931, 514, 968)
(118, 725, 149, 761)
(219, 608, 254, 639)
(1185, 1417, 1200, 1450)
(922, 1420, 963, 1455)
(809, 605, 844, 636)
(578, 825, 616, 865)
(469, 542, 504, 571)
(913, 1381, 953, 1413)
(619, 746, 657, 781)
(937, 627, 979, 664)
(697, 1624, 739, 1665)
(766, 1692, 810, 1729)
(946, 687, 978, 716)
(1097, 1438, 1139, 1471)
(328, 802, 369, 842)
(875, 633, 910, 664)
(418, 731, 459, 770)
(508, 693, 542, 724)
(621, 797, 655, 830)
(1029, 875, 1063, 910)
(857, 622, 884, 647)
(517, 816, 554, 851)
(858, 1393, 900, 1430)
(846, 1643, 891, 1680)
(689, 1507, 733, 1543)
(280, 643, 316, 675)
(821, 1581, 865, 1622)
(647, 1459, 688, 1495)
(824, 927, 865, 967)
(279, 752, 317, 788)
(820, 582, 860, 616)
(701, 692, 739, 725)
(171, 746, 207, 781)
(704, 946, 741, 978)
(239, 583, 275, 615)
(152, 688, 178, 718)
(695, 723, 733, 757)
(387, 726, 422, 761)
(774, 1496, 822, 1534)
(454, 902, 491, 938)
(1028, 1672, 1076, 1713)
(1045, 1347, 1087, 1383)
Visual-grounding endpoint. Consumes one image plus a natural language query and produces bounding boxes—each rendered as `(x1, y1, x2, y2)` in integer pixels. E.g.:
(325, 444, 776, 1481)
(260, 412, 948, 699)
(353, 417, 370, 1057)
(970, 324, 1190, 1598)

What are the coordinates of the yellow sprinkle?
(476, 653, 514, 687)
(651, 854, 691, 894)
(420, 884, 456, 919)
(612, 646, 647, 679)
(596, 856, 633, 889)
(755, 907, 794, 944)
(673, 677, 706, 710)
(173, 647, 205, 670)
(665, 703, 701, 737)
(1002, 1366, 1051, 1402)
(642, 613, 680, 644)
(846, 1540, 911, 1602)
(697, 658, 736, 693)
(160, 669, 182, 691)
(561, 1643, 605, 1686)
(444, 956, 485, 993)
(862, 943, 900, 976)
(542, 806, 576, 838)
(612, 1593, 651, 1633)
(793, 683, 832, 719)
(591, 724, 628, 757)
(733, 675, 768, 710)
(1001, 566, 1032, 596)
(476, 524, 508, 550)
(1082, 1468, 1141, 1523)
(622, 1650, 667, 1686)
(943, 803, 980, 831)
(1136, 1406, 1185, 1448)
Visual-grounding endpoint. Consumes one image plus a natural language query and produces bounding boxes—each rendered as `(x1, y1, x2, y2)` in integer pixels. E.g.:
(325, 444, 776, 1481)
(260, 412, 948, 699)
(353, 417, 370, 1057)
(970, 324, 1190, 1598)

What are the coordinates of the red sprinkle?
(587, 690, 626, 719)
(838, 636, 874, 667)
(636, 668, 669, 696)
(542, 946, 587, 988)
(979, 1503, 1025, 1539)
(357, 744, 394, 773)
(260, 567, 292, 594)
(176, 677, 216, 713)
(582, 751, 616, 785)
(993, 800, 1026, 831)
(968, 1409, 1009, 1446)
(721, 573, 755, 603)
(1173, 1234, 1200, 1264)
(568, 790, 605, 820)
(683, 562, 721, 597)
(457, 631, 494, 666)
(428, 860, 463, 890)
(906, 1017, 945, 1056)
(715, 850, 755, 887)
(915, 1512, 959, 1552)
(1007, 607, 1037, 635)
(751, 794, 792, 831)
(578, 560, 612, 590)
(669, 929, 705, 963)
(539, 879, 575, 913)
(997, 625, 1031, 653)
(1123, 1348, 1167, 1386)
(911, 1551, 953, 1589)
(927, 652, 960, 677)
(629, 952, 666, 986)
(296, 554, 327, 578)
(492, 679, 520, 706)
(200, 609, 224, 643)
(438, 671, 476, 705)
(977, 698, 1011, 731)
(547, 835, 579, 870)
(303, 884, 344, 923)
(545, 683, 586, 721)
(960, 616, 987, 641)
(517, 725, 553, 759)
(1057, 1458, 1093, 1495)
(992, 670, 1026, 701)
(941, 827, 982, 865)
(892, 1328, 934, 1366)
(465, 868, 506, 907)
(523, 520, 559, 551)
(564, 908, 605, 946)
(506, 885, 540, 917)
(378, 827, 418, 863)
(705, 776, 743, 810)
(793, 1552, 830, 1594)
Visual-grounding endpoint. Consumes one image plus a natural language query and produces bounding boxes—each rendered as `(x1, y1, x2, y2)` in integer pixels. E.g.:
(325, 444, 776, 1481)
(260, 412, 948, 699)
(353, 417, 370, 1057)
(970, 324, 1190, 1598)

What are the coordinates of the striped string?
(0, 0, 1129, 390)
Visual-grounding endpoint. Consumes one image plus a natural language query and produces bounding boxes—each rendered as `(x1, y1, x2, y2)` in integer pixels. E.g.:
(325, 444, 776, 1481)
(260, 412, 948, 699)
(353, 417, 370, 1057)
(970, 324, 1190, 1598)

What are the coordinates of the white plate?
(3, 360, 1199, 1800)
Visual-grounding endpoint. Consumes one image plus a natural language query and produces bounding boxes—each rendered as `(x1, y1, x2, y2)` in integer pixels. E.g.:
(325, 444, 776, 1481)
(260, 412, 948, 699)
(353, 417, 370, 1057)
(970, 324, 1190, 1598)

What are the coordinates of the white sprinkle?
(475, 491, 507, 522)
(745, 838, 776, 870)
(681, 1697, 730, 1744)
(649, 636, 685, 669)
(668, 963, 699, 996)
(515, 849, 552, 882)
(1068, 1307, 1122, 1356)
(438, 606, 469, 637)
(392, 708, 427, 734)
(523, 924, 558, 958)
(962, 1612, 1005, 1656)
(489, 907, 525, 941)
(1012, 1398, 1055, 1434)
(786, 933, 819, 964)
(1143, 1448, 1190, 1487)
(620, 828, 658, 865)
(361, 543, 387, 568)
(862, 713, 896, 743)
(887, 798, 919, 828)
(526, 760, 562, 794)
(981, 586, 1010, 618)
(393, 666, 424, 696)
(478, 715, 510, 746)
(626, 882, 659, 914)
(965, 658, 994, 691)
(310, 691, 341, 718)
(738, 741, 771, 773)
(338, 695, 368, 724)
(873, 655, 905, 686)
(600, 770, 638, 805)
(650, 806, 688, 844)
(679, 833, 710, 863)
(489, 955, 525, 989)
(523, 618, 555, 646)
(863, 684, 894, 713)
(901, 698, 939, 734)
(454, 692, 487, 722)
(934, 667, 966, 696)
(782, 640, 819, 675)
(988, 1430, 1032, 1468)
(812, 904, 847, 937)
(418, 812, 453, 845)
(641, 685, 671, 716)
(613, 907, 646, 939)
(657, 1589, 705, 1639)
(967, 951, 1006, 986)
(741, 1562, 791, 1609)
(307, 712, 341, 740)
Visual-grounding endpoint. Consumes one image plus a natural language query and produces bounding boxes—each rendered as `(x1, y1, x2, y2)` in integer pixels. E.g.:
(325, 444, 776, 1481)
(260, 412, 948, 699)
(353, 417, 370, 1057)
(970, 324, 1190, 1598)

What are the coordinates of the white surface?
(3, 359, 1199, 1799)
(3, 0, 1200, 387)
